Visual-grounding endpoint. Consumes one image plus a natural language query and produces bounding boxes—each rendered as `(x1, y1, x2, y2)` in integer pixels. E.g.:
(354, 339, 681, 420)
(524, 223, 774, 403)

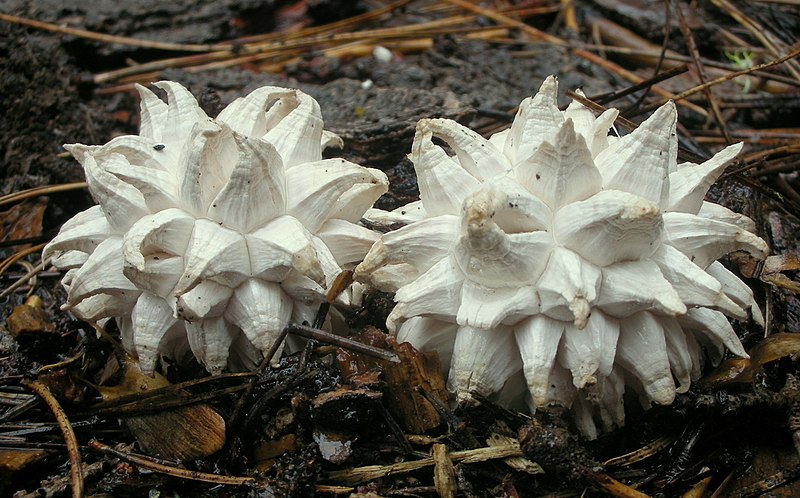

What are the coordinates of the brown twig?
(0, 12, 230, 52)
(673, 1, 733, 143)
(287, 323, 400, 363)
(88, 439, 253, 486)
(711, 0, 800, 80)
(325, 443, 524, 485)
(0, 182, 87, 207)
(23, 380, 83, 498)
(0, 256, 48, 300)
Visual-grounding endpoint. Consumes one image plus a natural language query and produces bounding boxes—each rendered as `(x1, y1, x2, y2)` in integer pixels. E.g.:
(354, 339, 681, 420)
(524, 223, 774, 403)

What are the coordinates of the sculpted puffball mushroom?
(356, 76, 768, 438)
(45, 82, 388, 374)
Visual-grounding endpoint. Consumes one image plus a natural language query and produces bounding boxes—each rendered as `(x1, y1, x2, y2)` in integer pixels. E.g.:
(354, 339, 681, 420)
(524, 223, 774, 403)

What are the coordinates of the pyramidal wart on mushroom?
(355, 76, 768, 437)
(44, 82, 388, 374)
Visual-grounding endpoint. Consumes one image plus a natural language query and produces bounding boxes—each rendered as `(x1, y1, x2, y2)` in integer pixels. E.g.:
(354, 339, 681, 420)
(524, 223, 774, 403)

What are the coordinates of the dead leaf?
(94, 356, 226, 461)
(699, 333, 800, 389)
(336, 327, 448, 433)
(6, 296, 55, 336)
(0, 198, 47, 246)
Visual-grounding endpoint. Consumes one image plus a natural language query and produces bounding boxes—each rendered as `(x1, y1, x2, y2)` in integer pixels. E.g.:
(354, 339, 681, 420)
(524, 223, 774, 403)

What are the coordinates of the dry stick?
(87, 372, 253, 411)
(88, 440, 253, 486)
(0, 182, 87, 207)
(286, 323, 400, 363)
(590, 65, 689, 105)
(711, 0, 800, 81)
(22, 380, 83, 498)
(325, 444, 524, 485)
(0, 243, 46, 277)
(566, 90, 710, 165)
(0, 13, 229, 52)
(92, 13, 483, 84)
(228, 0, 414, 45)
(673, 1, 733, 144)
(587, 471, 652, 498)
(0, 258, 48, 300)
(440, 0, 709, 117)
(226, 326, 290, 432)
(667, 46, 800, 104)
(603, 436, 674, 468)
(718, 143, 800, 180)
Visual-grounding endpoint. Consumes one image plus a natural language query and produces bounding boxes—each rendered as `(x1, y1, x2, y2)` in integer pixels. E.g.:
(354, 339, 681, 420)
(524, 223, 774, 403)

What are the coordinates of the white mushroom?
(45, 82, 388, 374)
(356, 76, 768, 438)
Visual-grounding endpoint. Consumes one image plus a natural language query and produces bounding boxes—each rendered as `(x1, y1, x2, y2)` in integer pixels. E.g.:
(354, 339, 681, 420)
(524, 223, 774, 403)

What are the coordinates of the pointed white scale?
(596, 367, 626, 431)
(514, 314, 565, 407)
(106, 160, 178, 213)
(152, 81, 209, 148)
(177, 120, 238, 217)
(216, 86, 294, 137)
(67, 237, 139, 307)
(543, 362, 577, 408)
(558, 310, 620, 390)
(705, 261, 764, 326)
(176, 219, 250, 294)
(206, 132, 286, 232)
(455, 189, 553, 287)
(280, 270, 326, 307)
(311, 236, 344, 290)
(481, 176, 552, 233)
(122, 209, 194, 297)
(100, 134, 172, 170)
(515, 119, 602, 210)
(615, 311, 676, 405)
(660, 316, 694, 393)
(421, 118, 511, 181)
(563, 92, 619, 157)
(316, 218, 380, 266)
(261, 90, 324, 169)
(329, 179, 389, 224)
(67, 146, 149, 231)
(448, 324, 522, 403)
(572, 394, 599, 439)
(696, 202, 757, 232)
(285, 158, 386, 232)
(396, 316, 459, 372)
(185, 316, 238, 374)
(123, 208, 195, 271)
(246, 215, 322, 284)
(457, 279, 539, 329)
(355, 214, 459, 284)
(224, 279, 293, 353)
(50, 251, 89, 270)
(43, 205, 112, 262)
(389, 256, 465, 332)
(69, 291, 137, 322)
(663, 211, 769, 269)
(651, 244, 746, 319)
(595, 102, 677, 207)
(361, 263, 418, 294)
(177, 279, 234, 321)
(554, 189, 663, 267)
(411, 119, 482, 217)
(597, 260, 686, 318)
(563, 91, 597, 145)
(679, 307, 748, 358)
(667, 143, 743, 213)
(503, 76, 564, 166)
(131, 292, 182, 375)
(537, 247, 602, 328)
(135, 83, 169, 141)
